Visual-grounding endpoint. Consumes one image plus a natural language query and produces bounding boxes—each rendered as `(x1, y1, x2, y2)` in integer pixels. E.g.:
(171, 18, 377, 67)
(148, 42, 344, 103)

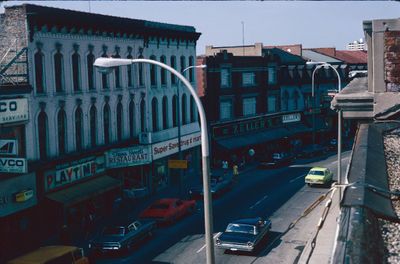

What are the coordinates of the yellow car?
(305, 167, 333, 186)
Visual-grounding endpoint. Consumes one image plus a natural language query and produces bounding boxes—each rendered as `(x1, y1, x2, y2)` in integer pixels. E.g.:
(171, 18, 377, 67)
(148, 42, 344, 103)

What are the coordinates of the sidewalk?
(298, 188, 341, 264)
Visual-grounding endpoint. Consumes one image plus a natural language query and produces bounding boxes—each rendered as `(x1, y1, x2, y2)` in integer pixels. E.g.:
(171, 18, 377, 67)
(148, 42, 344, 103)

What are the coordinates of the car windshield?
(309, 170, 325, 176)
(102, 226, 125, 236)
(150, 203, 169, 210)
(226, 223, 256, 235)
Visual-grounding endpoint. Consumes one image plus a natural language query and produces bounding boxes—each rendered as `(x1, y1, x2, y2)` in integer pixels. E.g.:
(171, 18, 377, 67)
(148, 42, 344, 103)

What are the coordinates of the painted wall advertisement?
(0, 98, 29, 124)
(0, 172, 37, 217)
(44, 155, 105, 191)
(0, 157, 27, 173)
(106, 145, 152, 169)
(152, 132, 201, 160)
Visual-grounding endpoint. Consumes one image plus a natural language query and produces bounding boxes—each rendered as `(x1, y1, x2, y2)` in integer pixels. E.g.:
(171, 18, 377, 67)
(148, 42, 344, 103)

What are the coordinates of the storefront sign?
(106, 145, 151, 169)
(282, 113, 301, 123)
(152, 132, 201, 160)
(14, 189, 34, 202)
(0, 157, 27, 173)
(0, 98, 29, 124)
(0, 139, 18, 155)
(44, 156, 105, 191)
(168, 159, 188, 169)
(0, 172, 37, 217)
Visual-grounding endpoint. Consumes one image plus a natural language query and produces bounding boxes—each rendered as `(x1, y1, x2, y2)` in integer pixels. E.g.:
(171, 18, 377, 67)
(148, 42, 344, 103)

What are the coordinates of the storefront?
(41, 155, 121, 239)
(105, 145, 152, 198)
(151, 132, 201, 193)
(0, 173, 38, 261)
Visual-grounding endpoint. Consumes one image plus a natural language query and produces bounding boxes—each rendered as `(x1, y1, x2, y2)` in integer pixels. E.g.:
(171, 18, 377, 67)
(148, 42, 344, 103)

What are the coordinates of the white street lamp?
(94, 57, 215, 264)
(306, 61, 342, 199)
(177, 65, 207, 197)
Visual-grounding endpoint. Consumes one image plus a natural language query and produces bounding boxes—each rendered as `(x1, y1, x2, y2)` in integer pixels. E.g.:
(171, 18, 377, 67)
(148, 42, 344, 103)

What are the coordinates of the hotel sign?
(44, 156, 105, 191)
(106, 145, 151, 169)
(0, 98, 29, 124)
(152, 132, 201, 160)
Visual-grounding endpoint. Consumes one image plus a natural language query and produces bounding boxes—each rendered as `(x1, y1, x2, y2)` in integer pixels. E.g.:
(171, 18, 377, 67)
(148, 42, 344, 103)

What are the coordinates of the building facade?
(0, 4, 201, 260)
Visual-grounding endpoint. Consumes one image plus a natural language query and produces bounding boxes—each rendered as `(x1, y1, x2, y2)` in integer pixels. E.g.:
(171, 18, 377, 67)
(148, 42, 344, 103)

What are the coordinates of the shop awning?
(285, 123, 312, 134)
(216, 127, 291, 150)
(46, 176, 121, 206)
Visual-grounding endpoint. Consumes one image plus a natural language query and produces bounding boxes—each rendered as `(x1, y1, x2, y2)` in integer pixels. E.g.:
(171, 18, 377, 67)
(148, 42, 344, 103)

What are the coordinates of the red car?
(139, 198, 196, 225)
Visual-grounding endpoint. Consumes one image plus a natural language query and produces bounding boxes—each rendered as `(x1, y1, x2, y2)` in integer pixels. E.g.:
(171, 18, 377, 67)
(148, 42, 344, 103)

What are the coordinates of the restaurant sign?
(44, 155, 105, 191)
(106, 145, 152, 169)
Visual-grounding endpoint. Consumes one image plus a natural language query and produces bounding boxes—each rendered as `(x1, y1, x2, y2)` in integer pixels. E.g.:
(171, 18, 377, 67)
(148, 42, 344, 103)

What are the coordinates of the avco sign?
(0, 157, 27, 173)
(0, 98, 29, 124)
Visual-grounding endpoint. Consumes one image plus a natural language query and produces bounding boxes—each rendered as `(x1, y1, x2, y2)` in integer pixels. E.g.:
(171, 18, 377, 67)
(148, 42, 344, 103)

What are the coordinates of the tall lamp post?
(177, 65, 207, 197)
(310, 64, 324, 146)
(94, 57, 215, 264)
(307, 61, 342, 199)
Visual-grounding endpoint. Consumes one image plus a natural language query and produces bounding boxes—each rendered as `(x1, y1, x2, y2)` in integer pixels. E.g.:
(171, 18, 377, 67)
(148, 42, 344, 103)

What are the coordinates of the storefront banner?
(0, 98, 29, 124)
(106, 145, 152, 168)
(282, 113, 301, 123)
(152, 132, 201, 160)
(0, 139, 18, 155)
(44, 155, 105, 191)
(0, 172, 37, 217)
(0, 157, 27, 173)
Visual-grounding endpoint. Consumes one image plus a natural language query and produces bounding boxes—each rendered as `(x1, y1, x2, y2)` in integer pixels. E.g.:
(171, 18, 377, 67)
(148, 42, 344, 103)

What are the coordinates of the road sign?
(168, 159, 188, 169)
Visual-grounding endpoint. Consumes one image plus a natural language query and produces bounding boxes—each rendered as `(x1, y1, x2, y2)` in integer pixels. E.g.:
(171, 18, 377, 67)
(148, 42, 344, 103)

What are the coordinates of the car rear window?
(226, 223, 256, 235)
(309, 170, 325, 176)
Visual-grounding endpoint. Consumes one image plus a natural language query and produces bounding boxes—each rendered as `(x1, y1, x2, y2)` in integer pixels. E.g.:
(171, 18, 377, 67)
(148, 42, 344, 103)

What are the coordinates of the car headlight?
(189, 190, 193, 194)
(216, 238, 221, 245)
(88, 243, 92, 249)
(116, 243, 121, 249)
(247, 242, 254, 247)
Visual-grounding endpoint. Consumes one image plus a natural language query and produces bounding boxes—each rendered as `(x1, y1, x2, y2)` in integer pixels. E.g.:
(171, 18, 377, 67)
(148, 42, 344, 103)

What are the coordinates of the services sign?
(152, 132, 201, 160)
(0, 157, 27, 173)
(0, 98, 29, 124)
(106, 145, 151, 169)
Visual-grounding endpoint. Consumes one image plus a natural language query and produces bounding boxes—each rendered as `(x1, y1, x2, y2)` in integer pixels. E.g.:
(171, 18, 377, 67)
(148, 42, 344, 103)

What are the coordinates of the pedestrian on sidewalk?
(232, 164, 239, 184)
(222, 160, 229, 176)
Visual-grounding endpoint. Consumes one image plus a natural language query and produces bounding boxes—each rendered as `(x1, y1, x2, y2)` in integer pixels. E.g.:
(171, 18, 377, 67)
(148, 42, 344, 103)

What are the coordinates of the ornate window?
(190, 96, 195, 122)
(171, 56, 177, 85)
(160, 56, 167, 85)
(54, 51, 64, 93)
(87, 52, 95, 90)
(90, 105, 97, 147)
(182, 94, 187, 125)
(75, 107, 83, 151)
(127, 54, 133, 87)
(35, 50, 45, 93)
(38, 111, 48, 159)
(180, 56, 186, 77)
(57, 109, 67, 155)
(103, 104, 111, 144)
(162, 96, 168, 129)
(150, 55, 157, 86)
(189, 56, 194, 82)
(129, 99, 135, 137)
(117, 102, 123, 141)
(140, 99, 146, 132)
(172, 95, 178, 127)
(152, 98, 158, 132)
(72, 52, 81, 92)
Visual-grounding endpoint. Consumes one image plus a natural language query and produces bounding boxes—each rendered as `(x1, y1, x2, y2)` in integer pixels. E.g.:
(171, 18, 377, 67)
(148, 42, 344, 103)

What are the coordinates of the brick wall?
(0, 6, 27, 56)
(384, 31, 400, 92)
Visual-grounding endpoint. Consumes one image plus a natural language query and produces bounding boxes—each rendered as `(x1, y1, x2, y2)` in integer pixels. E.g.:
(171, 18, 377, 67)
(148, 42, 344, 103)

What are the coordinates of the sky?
(1, 1, 399, 55)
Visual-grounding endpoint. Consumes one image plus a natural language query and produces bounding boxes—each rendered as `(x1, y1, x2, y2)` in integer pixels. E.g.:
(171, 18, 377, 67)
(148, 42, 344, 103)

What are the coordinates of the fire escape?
(0, 38, 28, 86)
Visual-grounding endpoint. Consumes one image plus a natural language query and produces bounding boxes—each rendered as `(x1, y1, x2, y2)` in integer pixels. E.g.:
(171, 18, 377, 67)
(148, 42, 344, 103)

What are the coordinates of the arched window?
(283, 91, 289, 111)
(170, 56, 177, 85)
(140, 99, 146, 132)
(138, 55, 144, 86)
(162, 96, 168, 129)
(129, 99, 135, 137)
(180, 56, 186, 77)
(113, 54, 121, 88)
(54, 51, 64, 93)
(58, 109, 67, 155)
(160, 56, 167, 85)
(87, 52, 95, 90)
(103, 104, 111, 144)
(127, 54, 133, 87)
(117, 102, 123, 141)
(38, 111, 48, 159)
(75, 107, 83, 151)
(190, 96, 195, 122)
(152, 97, 158, 132)
(189, 56, 194, 82)
(172, 95, 178, 127)
(150, 55, 157, 86)
(90, 105, 97, 147)
(101, 52, 109, 89)
(72, 52, 81, 92)
(35, 50, 45, 93)
(182, 94, 187, 125)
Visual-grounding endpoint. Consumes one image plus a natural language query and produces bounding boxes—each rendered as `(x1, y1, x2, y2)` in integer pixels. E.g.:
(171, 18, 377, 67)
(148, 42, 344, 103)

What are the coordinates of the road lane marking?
(250, 195, 268, 210)
(196, 232, 221, 253)
(290, 174, 307, 183)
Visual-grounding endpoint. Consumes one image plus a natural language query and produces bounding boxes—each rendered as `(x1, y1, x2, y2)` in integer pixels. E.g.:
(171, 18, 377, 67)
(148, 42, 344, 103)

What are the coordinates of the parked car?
(328, 138, 338, 151)
(88, 219, 155, 254)
(259, 152, 293, 168)
(189, 174, 233, 199)
(215, 217, 272, 252)
(305, 167, 333, 186)
(139, 198, 196, 225)
(7, 246, 89, 264)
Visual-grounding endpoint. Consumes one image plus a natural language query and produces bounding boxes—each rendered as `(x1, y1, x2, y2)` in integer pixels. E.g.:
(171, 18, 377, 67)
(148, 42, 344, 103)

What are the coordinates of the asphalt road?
(97, 151, 350, 264)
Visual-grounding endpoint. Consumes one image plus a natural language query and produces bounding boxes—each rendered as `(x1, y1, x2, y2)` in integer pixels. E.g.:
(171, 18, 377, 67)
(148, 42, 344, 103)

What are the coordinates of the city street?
(96, 151, 350, 264)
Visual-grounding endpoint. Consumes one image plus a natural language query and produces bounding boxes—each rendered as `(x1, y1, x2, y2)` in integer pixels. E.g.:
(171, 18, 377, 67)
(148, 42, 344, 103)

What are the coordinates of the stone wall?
(384, 31, 400, 92)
